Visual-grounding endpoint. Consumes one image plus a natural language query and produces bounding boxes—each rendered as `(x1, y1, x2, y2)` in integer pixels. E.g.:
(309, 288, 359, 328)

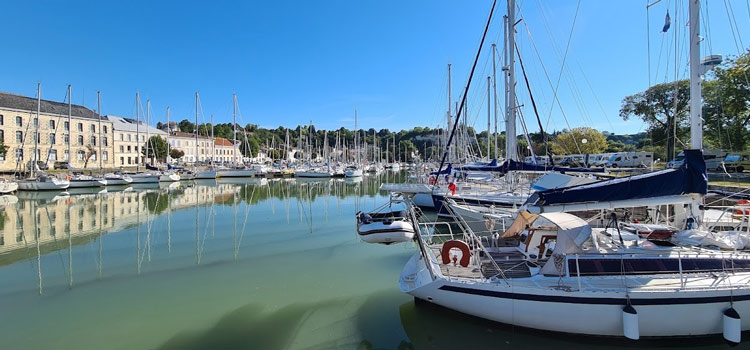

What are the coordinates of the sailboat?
(216, 94, 255, 178)
(17, 83, 70, 191)
(344, 108, 363, 178)
(192, 93, 216, 180)
(128, 93, 160, 184)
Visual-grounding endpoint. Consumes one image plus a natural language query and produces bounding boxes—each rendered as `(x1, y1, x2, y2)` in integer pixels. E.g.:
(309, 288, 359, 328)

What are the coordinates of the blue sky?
(0, 0, 747, 135)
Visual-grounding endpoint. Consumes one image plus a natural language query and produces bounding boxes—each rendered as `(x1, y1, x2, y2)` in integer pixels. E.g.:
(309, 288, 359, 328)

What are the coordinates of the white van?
(604, 152, 654, 168)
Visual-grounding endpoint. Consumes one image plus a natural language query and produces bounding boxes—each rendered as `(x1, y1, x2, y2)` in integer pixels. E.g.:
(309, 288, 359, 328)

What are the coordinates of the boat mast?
(146, 99, 151, 165)
(689, 0, 701, 150)
(505, 0, 517, 161)
(166, 106, 170, 165)
(211, 114, 214, 166)
(446, 64, 453, 163)
(354, 107, 358, 165)
(97, 91, 102, 171)
(136, 93, 141, 172)
(34, 82, 41, 177)
(195, 92, 199, 167)
(492, 43, 499, 158)
(67, 84, 71, 168)
(487, 76, 491, 159)
(233, 93, 237, 164)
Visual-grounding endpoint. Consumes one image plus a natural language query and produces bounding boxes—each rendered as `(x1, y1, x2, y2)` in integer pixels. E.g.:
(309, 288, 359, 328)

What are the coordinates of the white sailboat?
(17, 83, 70, 191)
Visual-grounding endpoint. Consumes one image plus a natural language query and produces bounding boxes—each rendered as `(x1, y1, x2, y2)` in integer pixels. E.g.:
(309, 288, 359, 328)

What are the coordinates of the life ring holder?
(441, 240, 471, 267)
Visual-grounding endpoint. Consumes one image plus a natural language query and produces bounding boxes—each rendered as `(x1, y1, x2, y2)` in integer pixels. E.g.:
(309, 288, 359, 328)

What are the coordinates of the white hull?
(129, 174, 160, 183)
(179, 173, 195, 181)
(104, 176, 133, 186)
(217, 169, 256, 178)
(400, 253, 750, 338)
(413, 193, 435, 208)
(194, 170, 217, 179)
(159, 173, 180, 182)
(0, 181, 19, 194)
(344, 169, 363, 177)
(357, 221, 414, 244)
(17, 178, 70, 191)
(68, 179, 107, 188)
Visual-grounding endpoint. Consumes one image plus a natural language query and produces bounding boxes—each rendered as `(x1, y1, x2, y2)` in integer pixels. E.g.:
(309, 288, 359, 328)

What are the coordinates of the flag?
(662, 11, 671, 32)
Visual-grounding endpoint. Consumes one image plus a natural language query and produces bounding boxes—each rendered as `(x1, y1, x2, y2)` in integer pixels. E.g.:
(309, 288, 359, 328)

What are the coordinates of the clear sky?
(0, 0, 747, 135)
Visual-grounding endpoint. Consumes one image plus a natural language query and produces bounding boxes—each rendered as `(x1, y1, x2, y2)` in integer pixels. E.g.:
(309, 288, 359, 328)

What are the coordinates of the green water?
(0, 173, 739, 349)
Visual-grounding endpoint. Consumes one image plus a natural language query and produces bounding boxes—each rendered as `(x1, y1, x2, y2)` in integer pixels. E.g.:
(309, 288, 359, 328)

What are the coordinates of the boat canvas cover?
(527, 149, 707, 207)
(673, 230, 750, 250)
(529, 172, 596, 192)
(457, 160, 603, 173)
(456, 159, 498, 171)
(431, 164, 452, 176)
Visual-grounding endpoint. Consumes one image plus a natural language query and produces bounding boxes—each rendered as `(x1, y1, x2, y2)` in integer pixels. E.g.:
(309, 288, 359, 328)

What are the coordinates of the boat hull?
(68, 180, 107, 188)
(0, 182, 19, 194)
(159, 173, 180, 182)
(17, 179, 70, 191)
(357, 221, 414, 244)
(400, 253, 750, 338)
(130, 174, 160, 183)
(295, 171, 332, 178)
(216, 169, 256, 178)
(194, 170, 217, 179)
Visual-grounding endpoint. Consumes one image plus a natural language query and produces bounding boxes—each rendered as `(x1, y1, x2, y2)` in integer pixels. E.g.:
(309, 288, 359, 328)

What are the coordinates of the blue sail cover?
(527, 149, 707, 207)
(431, 164, 452, 176)
(457, 159, 498, 171)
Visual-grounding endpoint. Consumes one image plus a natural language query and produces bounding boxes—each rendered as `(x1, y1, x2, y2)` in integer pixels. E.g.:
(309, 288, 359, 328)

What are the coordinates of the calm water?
(0, 172, 741, 350)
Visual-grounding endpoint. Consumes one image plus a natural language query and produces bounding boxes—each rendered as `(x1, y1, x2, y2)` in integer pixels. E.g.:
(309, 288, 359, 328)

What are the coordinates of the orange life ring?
(736, 199, 750, 215)
(65, 175, 71, 181)
(441, 240, 471, 267)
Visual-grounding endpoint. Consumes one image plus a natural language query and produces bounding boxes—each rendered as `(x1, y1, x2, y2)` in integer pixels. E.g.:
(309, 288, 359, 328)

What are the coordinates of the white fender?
(723, 307, 741, 345)
(622, 304, 639, 340)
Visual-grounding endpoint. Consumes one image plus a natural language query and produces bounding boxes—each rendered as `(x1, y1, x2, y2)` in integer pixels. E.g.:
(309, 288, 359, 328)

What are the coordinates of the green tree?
(551, 127, 607, 155)
(142, 136, 169, 163)
(0, 139, 8, 159)
(619, 80, 690, 161)
(178, 119, 195, 133)
(169, 148, 185, 160)
(703, 51, 750, 151)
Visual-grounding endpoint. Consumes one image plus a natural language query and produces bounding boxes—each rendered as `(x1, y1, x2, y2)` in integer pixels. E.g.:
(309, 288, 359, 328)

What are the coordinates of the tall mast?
(35, 82, 41, 177)
(146, 99, 151, 165)
(97, 91, 102, 171)
(487, 76, 491, 159)
(689, 0, 702, 150)
(505, 0, 517, 161)
(195, 92, 199, 166)
(354, 107, 358, 165)
(166, 106, 170, 164)
(67, 84, 71, 167)
(232, 93, 237, 164)
(210, 114, 214, 165)
(136, 93, 140, 172)
(492, 43, 499, 158)
(446, 64, 453, 162)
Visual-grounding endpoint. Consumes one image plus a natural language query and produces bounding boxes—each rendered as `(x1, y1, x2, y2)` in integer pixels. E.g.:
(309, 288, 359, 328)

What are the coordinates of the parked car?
(723, 153, 750, 173)
(54, 161, 72, 170)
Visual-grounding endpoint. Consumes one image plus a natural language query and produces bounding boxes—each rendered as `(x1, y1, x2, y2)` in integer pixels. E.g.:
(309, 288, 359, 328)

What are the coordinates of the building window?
(64, 121, 70, 131)
(64, 150, 70, 161)
(33, 118, 38, 127)
(127, 134, 131, 141)
(120, 133, 123, 141)
(103, 137, 108, 146)
(35, 132, 40, 143)
(77, 150, 85, 160)
(0, 114, 3, 125)
(76, 123, 82, 131)
(15, 116, 22, 127)
(90, 125, 95, 133)
(120, 157, 124, 165)
(64, 134, 70, 144)
(91, 152, 97, 161)
(141, 135, 144, 141)
(49, 120, 55, 129)
(77, 135, 84, 145)
(103, 151, 108, 161)
(127, 145, 131, 152)
(49, 149, 57, 161)
(0, 130, 3, 142)
(127, 157, 132, 165)
(103, 126, 108, 134)
(49, 134, 55, 145)
(90, 136, 96, 146)
(15, 131, 22, 143)
(15, 148, 23, 161)
(120, 145, 124, 153)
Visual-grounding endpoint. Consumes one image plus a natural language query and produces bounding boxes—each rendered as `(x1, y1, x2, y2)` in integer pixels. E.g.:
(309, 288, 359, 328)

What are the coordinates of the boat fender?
(441, 240, 470, 267)
(66, 175, 71, 181)
(723, 307, 741, 345)
(448, 182, 456, 195)
(622, 303, 639, 340)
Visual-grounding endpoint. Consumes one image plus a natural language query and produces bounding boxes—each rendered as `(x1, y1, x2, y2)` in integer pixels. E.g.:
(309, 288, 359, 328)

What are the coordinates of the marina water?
(0, 173, 739, 349)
